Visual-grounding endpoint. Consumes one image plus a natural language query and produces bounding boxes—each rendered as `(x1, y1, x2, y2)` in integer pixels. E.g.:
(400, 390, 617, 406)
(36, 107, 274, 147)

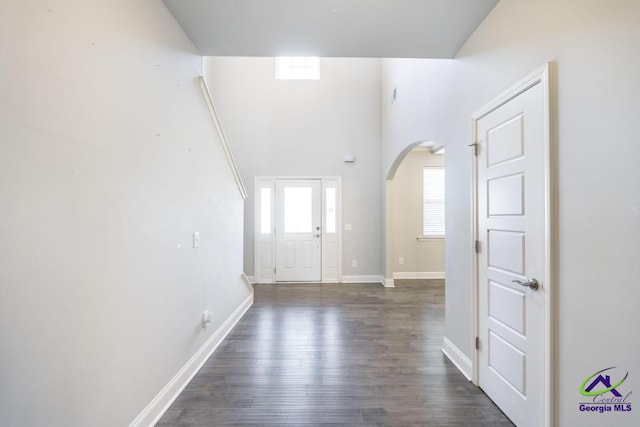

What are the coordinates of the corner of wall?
(441, 337, 472, 381)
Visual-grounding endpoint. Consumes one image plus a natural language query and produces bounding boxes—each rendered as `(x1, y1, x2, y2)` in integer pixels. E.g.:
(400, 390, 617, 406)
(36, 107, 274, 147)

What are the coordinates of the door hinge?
(469, 141, 478, 156)
(475, 337, 480, 350)
(274, 267, 276, 275)
(474, 240, 481, 253)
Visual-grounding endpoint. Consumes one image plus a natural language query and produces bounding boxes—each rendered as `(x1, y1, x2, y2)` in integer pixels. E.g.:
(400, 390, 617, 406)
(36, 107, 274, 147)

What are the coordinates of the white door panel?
(488, 231, 526, 275)
(275, 179, 321, 281)
(488, 331, 525, 394)
(486, 114, 525, 167)
(476, 77, 548, 427)
(488, 281, 526, 335)
(488, 174, 525, 216)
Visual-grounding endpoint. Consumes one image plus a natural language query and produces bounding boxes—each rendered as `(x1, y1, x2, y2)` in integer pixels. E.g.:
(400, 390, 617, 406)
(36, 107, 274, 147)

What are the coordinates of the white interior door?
(275, 179, 322, 281)
(476, 75, 548, 426)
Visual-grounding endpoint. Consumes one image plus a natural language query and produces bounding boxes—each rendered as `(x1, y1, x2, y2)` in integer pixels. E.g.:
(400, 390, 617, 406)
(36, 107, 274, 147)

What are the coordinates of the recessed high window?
(276, 57, 320, 80)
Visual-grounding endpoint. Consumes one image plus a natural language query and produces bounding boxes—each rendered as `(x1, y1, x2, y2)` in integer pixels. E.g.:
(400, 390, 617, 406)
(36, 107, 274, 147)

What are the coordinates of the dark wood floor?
(157, 280, 513, 426)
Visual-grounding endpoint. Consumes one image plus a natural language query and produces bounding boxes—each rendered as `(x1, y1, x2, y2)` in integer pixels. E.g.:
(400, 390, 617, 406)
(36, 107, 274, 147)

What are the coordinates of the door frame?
(470, 64, 554, 426)
(254, 176, 342, 283)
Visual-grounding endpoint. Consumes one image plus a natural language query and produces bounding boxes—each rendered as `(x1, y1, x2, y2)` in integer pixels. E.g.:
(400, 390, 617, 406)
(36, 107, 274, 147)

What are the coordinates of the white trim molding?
(199, 76, 247, 200)
(392, 272, 445, 280)
(341, 275, 385, 285)
(416, 236, 445, 241)
(129, 292, 254, 427)
(384, 278, 395, 288)
(441, 337, 472, 381)
(240, 273, 254, 290)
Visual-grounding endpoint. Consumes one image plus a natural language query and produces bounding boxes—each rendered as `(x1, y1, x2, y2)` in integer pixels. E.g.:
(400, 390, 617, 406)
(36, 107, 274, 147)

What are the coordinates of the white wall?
(204, 57, 383, 278)
(388, 150, 445, 275)
(0, 1, 251, 426)
(381, 1, 640, 425)
(381, 59, 456, 176)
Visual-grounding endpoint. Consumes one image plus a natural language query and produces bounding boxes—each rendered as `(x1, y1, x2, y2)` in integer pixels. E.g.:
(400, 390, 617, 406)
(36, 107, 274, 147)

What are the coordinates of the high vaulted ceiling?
(162, 0, 498, 58)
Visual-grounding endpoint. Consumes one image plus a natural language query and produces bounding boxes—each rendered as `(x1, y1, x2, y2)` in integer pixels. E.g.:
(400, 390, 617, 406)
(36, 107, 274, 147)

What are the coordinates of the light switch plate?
(193, 232, 200, 248)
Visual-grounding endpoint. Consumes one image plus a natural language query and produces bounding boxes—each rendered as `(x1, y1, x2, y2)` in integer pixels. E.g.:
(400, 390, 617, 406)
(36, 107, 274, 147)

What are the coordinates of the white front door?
(275, 179, 322, 281)
(475, 70, 549, 426)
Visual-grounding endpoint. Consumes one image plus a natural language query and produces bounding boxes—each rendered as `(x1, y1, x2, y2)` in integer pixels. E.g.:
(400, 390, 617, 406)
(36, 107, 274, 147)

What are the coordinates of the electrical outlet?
(398, 256, 404, 265)
(201, 310, 213, 329)
(351, 260, 358, 268)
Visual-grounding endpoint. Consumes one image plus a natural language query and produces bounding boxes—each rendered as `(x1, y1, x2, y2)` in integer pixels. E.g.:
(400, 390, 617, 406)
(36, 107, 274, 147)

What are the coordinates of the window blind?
(423, 167, 445, 236)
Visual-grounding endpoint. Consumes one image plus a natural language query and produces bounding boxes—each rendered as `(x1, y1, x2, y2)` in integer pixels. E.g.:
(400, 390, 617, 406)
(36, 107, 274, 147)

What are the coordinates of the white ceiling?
(162, 0, 498, 58)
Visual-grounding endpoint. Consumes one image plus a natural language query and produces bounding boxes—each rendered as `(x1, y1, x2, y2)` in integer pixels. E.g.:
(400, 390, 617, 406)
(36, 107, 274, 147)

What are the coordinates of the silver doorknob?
(314, 233, 321, 238)
(512, 278, 539, 291)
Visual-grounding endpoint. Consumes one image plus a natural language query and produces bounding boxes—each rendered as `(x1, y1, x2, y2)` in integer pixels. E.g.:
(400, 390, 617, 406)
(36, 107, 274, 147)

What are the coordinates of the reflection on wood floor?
(158, 280, 513, 426)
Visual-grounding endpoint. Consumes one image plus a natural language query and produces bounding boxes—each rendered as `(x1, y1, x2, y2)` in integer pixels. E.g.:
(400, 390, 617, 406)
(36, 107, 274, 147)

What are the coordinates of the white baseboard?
(392, 271, 445, 280)
(341, 275, 385, 284)
(247, 275, 378, 285)
(129, 291, 254, 427)
(441, 336, 472, 381)
(241, 273, 255, 288)
(384, 278, 395, 288)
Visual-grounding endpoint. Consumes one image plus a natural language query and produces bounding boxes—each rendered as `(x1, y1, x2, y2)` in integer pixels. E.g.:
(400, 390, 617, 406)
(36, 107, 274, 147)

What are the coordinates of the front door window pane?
(284, 187, 312, 233)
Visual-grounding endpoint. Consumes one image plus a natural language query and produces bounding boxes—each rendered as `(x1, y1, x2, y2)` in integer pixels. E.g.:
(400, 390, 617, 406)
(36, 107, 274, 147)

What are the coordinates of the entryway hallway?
(158, 281, 513, 425)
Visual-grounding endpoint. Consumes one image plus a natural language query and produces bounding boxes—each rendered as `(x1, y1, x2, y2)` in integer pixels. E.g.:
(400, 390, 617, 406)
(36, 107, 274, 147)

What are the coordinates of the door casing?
(254, 176, 342, 283)
(470, 64, 554, 426)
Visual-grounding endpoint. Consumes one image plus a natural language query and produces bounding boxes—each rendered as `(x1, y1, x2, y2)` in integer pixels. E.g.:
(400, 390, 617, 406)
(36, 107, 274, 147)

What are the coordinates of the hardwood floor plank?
(157, 280, 512, 426)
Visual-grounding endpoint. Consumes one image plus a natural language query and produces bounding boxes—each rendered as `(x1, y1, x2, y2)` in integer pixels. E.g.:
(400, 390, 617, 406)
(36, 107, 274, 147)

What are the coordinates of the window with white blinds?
(423, 167, 445, 237)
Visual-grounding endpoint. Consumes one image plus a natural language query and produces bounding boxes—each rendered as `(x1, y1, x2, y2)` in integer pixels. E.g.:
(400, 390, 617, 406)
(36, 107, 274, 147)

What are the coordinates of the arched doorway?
(385, 141, 445, 286)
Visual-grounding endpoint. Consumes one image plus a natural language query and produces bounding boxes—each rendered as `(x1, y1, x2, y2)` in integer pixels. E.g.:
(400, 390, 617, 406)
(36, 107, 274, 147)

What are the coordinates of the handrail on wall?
(199, 76, 247, 200)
